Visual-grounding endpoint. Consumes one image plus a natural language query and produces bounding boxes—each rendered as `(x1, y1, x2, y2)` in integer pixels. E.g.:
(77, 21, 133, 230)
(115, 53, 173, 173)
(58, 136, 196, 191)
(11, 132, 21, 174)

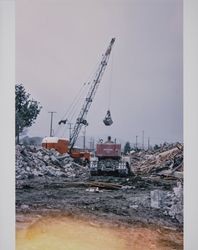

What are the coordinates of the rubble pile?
(150, 182, 183, 224)
(131, 143, 183, 179)
(16, 145, 89, 180)
(168, 182, 183, 223)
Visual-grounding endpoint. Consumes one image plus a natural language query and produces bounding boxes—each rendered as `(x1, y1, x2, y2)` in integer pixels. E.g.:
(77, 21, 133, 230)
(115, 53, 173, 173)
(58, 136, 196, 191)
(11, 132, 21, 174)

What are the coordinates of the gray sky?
(16, 0, 183, 146)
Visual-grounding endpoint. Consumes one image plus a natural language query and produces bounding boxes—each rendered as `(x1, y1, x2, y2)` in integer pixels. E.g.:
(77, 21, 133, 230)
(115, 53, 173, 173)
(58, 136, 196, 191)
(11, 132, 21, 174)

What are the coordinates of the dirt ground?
(16, 214, 183, 250)
(16, 175, 181, 229)
(16, 143, 183, 249)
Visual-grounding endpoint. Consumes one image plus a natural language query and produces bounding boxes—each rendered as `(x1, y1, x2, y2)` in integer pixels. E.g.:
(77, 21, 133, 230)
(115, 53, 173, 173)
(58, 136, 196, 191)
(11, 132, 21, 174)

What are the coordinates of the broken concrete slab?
(16, 145, 89, 181)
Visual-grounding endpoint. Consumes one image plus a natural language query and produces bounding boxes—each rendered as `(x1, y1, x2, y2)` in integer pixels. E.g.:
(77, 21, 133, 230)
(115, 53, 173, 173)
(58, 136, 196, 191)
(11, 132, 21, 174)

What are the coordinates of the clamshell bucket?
(103, 110, 113, 126)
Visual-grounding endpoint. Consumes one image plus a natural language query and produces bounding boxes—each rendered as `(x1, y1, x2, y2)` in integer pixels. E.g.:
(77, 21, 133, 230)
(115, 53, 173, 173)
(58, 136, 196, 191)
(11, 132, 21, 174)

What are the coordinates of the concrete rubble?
(16, 143, 183, 228)
(150, 182, 183, 224)
(130, 143, 183, 224)
(16, 145, 89, 181)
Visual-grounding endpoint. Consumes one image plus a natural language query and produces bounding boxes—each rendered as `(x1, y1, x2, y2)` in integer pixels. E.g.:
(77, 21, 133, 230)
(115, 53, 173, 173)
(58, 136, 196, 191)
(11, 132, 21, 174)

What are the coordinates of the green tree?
(15, 84, 42, 144)
(124, 141, 131, 154)
(154, 144, 160, 151)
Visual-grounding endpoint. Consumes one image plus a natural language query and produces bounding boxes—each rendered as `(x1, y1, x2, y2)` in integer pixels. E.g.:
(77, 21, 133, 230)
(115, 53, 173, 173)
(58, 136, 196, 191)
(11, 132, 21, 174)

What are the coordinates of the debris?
(131, 143, 183, 180)
(151, 190, 161, 209)
(150, 182, 183, 224)
(169, 182, 183, 224)
(16, 145, 89, 181)
(129, 204, 139, 209)
(16, 142, 183, 227)
(20, 204, 29, 210)
(87, 181, 122, 190)
(173, 171, 183, 179)
(86, 187, 101, 193)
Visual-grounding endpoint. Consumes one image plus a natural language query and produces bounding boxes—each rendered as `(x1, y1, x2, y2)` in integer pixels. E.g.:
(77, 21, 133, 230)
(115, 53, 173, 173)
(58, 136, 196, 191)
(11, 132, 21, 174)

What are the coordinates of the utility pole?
(92, 138, 95, 151)
(48, 111, 56, 137)
(135, 135, 138, 149)
(83, 126, 86, 150)
(68, 122, 73, 141)
(89, 137, 93, 151)
(148, 137, 150, 150)
(142, 130, 144, 150)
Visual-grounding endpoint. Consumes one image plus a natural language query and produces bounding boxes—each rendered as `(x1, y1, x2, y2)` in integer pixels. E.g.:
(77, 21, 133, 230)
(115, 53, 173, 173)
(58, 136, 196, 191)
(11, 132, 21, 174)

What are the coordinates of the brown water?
(16, 215, 183, 250)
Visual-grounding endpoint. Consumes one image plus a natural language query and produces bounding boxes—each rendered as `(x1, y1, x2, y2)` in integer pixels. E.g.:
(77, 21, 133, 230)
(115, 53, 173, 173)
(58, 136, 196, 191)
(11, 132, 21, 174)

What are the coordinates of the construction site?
(16, 38, 183, 250)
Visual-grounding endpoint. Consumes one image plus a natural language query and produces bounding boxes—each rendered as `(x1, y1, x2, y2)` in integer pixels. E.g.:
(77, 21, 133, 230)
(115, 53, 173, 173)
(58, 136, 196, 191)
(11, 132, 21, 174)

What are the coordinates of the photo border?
(0, 0, 198, 249)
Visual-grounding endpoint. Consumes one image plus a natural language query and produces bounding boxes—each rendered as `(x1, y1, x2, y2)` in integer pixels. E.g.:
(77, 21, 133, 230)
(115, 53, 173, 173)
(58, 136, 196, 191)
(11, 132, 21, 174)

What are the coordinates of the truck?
(90, 136, 131, 176)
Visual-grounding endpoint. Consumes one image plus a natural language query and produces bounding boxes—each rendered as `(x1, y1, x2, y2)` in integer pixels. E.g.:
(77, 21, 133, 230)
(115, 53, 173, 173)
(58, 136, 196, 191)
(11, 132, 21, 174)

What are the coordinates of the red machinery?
(96, 136, 121, 159)
(90, 136, 130, 176)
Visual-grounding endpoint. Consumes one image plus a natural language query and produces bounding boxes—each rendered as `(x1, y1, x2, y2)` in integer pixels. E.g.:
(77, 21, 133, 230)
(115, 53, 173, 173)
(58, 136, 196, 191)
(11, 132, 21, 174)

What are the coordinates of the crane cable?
(68, 60, 101, 123)
(59, 87, 86, 138)
(65, 84, 87, 121)
(108, 50, 114, 110)
(53, 83, 86, 136)
(54, 60, 101, 137)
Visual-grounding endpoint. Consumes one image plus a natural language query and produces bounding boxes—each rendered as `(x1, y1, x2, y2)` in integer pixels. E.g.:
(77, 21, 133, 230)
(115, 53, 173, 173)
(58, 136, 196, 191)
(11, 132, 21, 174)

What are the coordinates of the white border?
(0, 0, 15, 249)
(0, 0, 198, 249)
(184, 0, 198, 249)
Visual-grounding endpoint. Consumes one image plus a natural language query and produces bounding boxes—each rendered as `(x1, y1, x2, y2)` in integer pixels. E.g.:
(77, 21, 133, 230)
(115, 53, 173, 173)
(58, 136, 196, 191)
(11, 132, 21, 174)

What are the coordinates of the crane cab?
(42, 137, 69, 154)
(41, 137, 90, 164)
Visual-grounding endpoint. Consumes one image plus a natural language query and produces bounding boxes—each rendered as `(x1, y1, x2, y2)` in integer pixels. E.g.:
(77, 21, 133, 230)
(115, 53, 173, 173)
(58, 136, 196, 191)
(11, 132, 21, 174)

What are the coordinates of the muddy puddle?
(16, 214, 183, 250)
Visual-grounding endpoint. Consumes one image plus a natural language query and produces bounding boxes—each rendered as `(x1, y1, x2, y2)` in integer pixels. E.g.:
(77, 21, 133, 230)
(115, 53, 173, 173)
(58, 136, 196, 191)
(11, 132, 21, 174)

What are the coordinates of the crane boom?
(69, 38, 115, 150)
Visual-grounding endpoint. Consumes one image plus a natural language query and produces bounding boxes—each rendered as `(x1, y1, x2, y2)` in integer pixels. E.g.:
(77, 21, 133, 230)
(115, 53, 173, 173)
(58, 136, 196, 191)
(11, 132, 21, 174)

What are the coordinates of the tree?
(154, 144, 160, 151)
(124, 141, 131, 154)
(15, 84, 42, 144)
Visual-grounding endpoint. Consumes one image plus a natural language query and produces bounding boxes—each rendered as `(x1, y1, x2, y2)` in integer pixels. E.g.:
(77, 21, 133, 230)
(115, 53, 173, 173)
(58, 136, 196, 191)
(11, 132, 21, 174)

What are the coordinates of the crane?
(69, 38, 115, 151)
(42, 38, 115, 160)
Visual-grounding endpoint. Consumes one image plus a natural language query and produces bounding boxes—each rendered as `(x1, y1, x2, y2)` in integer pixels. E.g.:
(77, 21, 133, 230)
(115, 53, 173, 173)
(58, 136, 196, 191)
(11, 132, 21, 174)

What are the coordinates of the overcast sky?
(16, 0, 183, 147)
